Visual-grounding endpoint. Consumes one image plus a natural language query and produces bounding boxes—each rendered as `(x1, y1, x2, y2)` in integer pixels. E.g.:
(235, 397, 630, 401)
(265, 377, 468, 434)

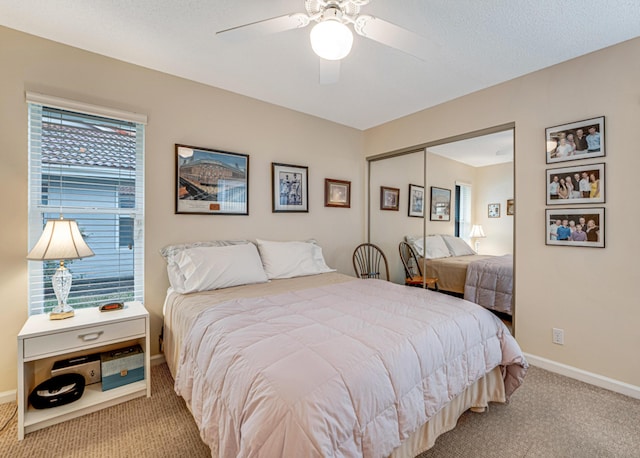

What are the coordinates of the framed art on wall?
(506, 199, 515, 215)
(545, 116, 605, 164)
(546, 208, 604, 247)
(408, 184, 424, 217)
(324, 178, 350, 208)
(175, 144, 249, 215)
(546, 163, 604, 205)
(488, 203, 500, 218)
(272, 162, 308, 212)
(429, 187, 451, 221)
(380, 186, 400, 211)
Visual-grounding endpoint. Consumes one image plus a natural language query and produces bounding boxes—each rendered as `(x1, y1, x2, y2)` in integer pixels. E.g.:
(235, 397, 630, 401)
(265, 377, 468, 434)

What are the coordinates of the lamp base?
(50, 310, 74, 320)
(50, 264, 75, 320)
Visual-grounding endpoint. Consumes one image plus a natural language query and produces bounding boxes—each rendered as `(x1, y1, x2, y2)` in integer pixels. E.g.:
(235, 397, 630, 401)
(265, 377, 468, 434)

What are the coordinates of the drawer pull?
(78, 331, 104, 342)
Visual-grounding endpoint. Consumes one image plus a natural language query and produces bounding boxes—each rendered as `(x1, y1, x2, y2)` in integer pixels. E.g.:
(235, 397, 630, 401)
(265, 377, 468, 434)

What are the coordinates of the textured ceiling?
(1, 1, 639, 130)
(429, 130, 514, 168)
(1, 0, 638, 164)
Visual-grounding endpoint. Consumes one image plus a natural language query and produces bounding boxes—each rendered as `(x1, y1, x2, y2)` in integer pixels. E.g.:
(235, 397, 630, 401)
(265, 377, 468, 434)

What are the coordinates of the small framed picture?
(506, 199, 515, 216)
(272, 162, 308, 212)
(380, 186, 400, 211)
(546, 116, 605, 164)
(408, 184, 424, 217)
(546, 208, 604, 248)
(488, 203, 500, 218)
(546, 163, 604, 205)
(430, 187, 451, 221)
(324, 178, 350, 208)
(175, 144, 249, 215)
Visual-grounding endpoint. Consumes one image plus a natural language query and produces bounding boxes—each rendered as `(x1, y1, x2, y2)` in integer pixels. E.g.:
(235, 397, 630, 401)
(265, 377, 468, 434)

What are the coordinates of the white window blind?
(457, 183, 472, 243)
(27, 101, 145, 315)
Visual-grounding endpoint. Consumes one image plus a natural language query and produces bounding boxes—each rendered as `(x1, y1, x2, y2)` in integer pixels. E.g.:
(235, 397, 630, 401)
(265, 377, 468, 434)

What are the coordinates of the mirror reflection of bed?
(406, 234, 513, 323)
(368, 126, 515, 329)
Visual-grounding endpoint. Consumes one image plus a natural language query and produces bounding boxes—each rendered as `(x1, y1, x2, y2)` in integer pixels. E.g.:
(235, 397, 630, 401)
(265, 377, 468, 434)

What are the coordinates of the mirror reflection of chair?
(352, 243, 389, 280)
(398, 241, 439, 290)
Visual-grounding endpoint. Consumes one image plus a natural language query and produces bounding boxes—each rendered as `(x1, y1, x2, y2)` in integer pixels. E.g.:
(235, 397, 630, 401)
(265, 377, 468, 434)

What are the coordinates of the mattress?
(164, 272, 526, 457)
(423, 255, 495, 294)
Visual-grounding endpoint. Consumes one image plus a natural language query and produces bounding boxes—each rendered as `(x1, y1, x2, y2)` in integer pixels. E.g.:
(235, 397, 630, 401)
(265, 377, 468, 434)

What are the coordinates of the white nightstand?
(17, 301, 150, 440)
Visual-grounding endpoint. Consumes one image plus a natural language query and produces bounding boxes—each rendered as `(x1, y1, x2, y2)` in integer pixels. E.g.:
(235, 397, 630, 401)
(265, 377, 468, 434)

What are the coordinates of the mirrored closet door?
(367, 125, 515, 325)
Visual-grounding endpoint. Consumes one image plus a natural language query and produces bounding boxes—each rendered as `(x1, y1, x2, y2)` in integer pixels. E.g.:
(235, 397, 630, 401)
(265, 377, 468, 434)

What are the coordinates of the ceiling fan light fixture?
(310, 19, 353, 60)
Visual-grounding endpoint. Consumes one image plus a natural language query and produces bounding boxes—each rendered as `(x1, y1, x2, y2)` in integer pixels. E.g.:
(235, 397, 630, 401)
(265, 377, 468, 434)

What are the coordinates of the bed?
(406, 235, 514, 315)
(162, 239, 527, 458)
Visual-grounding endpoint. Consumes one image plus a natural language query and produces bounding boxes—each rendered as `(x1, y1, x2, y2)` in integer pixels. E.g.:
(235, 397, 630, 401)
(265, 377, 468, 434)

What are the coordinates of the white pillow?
(171, 243, 268, 294)
(256, 239, 335, 279)
(413, 235, 451, 259)
(441, 235, 476, 256)
(161, 240, 250, 291)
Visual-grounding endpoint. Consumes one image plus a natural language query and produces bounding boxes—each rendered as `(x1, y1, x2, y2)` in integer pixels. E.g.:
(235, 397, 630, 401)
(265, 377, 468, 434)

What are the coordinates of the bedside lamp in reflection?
(469, 224, 486, 253)
(27, 217, 94, 320)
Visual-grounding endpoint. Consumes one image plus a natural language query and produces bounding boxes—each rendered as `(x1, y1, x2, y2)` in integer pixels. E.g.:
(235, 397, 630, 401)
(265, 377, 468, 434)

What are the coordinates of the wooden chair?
(352, 243, 390, 280)
(398, 241, 439, 290)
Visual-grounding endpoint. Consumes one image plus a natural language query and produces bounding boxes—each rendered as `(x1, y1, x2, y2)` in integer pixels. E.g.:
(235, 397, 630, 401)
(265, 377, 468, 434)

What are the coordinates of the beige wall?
(474, 162, 514, 255)
(0, 26, 364, 393)
(365, 38, 640, 387)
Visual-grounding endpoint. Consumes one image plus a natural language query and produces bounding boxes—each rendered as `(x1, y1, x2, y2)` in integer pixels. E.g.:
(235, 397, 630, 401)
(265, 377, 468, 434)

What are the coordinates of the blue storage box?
(100, 344, 144, 391)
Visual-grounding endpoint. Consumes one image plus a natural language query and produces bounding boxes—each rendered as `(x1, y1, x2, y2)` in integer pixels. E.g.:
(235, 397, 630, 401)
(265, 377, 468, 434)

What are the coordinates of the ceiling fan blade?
(217, 13, 310, 42)
(319, 59, 340, 85)
(354, 15, 429, 61)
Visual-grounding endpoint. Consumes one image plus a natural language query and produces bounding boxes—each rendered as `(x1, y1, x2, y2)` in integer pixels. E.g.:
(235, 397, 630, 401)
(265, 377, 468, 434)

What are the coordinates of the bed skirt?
(389, 365, 505, 457)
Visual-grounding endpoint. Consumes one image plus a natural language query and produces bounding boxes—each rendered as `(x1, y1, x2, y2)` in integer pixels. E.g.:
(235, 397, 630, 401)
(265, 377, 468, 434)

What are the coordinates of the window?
(455, 183, 472, 243)
(27, 94, 146, 315)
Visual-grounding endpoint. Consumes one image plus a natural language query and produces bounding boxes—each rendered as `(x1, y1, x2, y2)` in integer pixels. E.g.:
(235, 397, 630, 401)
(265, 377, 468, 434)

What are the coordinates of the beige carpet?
(0, 363, 638, 457)
(419, 366, 640, 458)
(0, 362, 210, 458)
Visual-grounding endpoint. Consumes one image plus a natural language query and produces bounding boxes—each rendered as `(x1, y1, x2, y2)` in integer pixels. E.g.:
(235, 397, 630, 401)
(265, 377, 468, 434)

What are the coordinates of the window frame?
(455, 182, 472, 243)
(27, 93, 146, 315)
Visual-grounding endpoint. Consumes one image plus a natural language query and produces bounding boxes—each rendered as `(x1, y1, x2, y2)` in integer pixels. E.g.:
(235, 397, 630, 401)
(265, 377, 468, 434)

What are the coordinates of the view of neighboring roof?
(42, 121, 137, 170)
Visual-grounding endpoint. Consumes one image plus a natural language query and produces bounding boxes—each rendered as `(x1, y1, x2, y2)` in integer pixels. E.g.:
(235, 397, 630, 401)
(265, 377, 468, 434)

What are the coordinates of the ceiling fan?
(216, 0, 429, 84)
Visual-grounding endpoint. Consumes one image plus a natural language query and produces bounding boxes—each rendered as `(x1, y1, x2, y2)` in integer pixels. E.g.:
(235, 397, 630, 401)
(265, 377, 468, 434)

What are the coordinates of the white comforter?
(174, 277, 526, 458)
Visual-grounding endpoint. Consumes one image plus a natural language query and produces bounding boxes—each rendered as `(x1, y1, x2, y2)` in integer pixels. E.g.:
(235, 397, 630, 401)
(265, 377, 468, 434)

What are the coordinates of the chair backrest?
(352, 243, 390, 280)
(399, 241, 423, 279)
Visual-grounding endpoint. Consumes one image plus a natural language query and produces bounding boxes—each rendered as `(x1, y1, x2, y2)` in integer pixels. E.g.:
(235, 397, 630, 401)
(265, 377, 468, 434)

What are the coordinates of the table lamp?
(469, 224, 486, 253)
(27, 217, 94, 320)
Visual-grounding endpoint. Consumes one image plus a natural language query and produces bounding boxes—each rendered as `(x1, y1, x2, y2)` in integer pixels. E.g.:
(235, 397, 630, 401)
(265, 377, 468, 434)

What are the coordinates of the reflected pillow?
(412, 235, 451, 259)
(169, 243, 268, 293)
(256, 239, 335, 279)
(441, 235, 476, 256)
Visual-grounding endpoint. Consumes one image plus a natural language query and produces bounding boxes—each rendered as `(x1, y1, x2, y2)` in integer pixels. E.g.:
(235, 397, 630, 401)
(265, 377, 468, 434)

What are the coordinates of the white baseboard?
(150, 353, 166, 366)
(524, 353, 640, 400)
(0, 390, 16, 405)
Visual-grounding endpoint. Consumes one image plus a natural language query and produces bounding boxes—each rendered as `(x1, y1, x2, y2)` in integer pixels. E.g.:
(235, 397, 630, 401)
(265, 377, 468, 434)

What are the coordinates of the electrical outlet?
(552, 328, 564, 345)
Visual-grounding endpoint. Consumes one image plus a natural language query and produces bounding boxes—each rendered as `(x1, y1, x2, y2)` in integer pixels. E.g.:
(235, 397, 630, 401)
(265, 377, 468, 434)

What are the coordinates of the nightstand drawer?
(23, 318, 146, 359)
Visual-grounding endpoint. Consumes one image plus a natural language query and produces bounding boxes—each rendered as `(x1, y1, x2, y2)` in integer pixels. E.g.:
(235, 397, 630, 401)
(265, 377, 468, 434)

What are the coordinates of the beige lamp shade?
(27, 218, 94, 261)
